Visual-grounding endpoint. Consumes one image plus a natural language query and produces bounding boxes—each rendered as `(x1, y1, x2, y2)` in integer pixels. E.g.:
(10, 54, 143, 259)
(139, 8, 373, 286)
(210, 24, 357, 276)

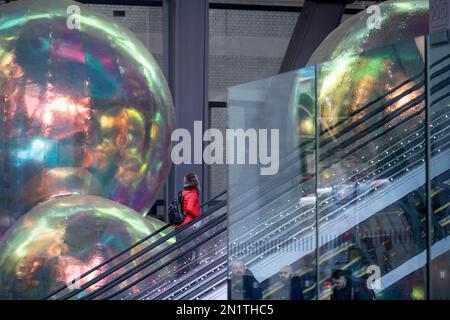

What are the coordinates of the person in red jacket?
(175, 173, 202, 276)
(176, 173, 201, 229)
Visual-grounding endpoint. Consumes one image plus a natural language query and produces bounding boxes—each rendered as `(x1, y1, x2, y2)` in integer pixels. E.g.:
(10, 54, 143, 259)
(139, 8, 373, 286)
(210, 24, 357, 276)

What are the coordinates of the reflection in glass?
(227, 66, 317, 300)
(317, 37, 427, 300)
(428, 31, 450, 300)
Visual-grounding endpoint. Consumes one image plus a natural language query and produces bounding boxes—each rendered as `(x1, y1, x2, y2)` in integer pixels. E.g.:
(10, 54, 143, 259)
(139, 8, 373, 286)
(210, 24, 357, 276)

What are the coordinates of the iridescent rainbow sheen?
(304, 0, 428, 134)
(307, 0, 428, 65)
(0, 195, 173, 299)
(0, 0, 175, 234)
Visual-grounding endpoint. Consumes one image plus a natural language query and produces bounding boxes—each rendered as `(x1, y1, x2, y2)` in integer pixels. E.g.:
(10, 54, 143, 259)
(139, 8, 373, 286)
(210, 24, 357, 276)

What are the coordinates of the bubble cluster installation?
(307, 0, 428, 137)
(0, 0, 175, 299)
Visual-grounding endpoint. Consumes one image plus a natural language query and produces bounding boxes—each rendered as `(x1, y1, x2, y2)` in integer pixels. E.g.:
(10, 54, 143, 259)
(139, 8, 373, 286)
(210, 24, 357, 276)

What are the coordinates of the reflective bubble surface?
(305, 0, 428, 134)
(0, 0, 175, 228)
(307, 0, 428, 65)
(0, 195, 168, 299)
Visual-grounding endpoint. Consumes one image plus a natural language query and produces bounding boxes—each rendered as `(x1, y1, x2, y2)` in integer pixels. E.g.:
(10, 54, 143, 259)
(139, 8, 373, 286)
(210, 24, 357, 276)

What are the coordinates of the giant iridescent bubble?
(306, 0, 428, 128)
(307, 0, 429, 66)
(0, 195, 173, 299)
(0, 0, 175, 227)
(292, 0, 429, 186)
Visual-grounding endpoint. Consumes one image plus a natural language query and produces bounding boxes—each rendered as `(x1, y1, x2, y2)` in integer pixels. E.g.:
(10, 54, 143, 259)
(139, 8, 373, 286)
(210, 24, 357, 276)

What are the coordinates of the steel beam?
(279, 0, 346, 73)
(163, 0, 209, 206)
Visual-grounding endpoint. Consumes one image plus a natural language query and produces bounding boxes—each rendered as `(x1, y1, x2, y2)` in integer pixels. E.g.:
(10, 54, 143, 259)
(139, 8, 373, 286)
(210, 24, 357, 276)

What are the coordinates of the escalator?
(43, 43, 449, 301)
(43, 191, 227, 300)
(232, 48, 450, 297)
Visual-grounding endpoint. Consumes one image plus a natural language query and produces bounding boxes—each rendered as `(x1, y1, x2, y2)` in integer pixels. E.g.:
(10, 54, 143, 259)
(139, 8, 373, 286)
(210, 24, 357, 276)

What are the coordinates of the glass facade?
(227, 67, 317, 300)
(428, 30, 450, 300)
(227, 31, 450, 300)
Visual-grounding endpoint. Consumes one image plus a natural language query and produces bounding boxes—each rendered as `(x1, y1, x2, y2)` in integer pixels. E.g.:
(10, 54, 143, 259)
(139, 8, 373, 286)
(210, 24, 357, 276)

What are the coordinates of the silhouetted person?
(266, 265, 304, 300)
(330, 269, 375, 300)
(228, 260, 262, 300)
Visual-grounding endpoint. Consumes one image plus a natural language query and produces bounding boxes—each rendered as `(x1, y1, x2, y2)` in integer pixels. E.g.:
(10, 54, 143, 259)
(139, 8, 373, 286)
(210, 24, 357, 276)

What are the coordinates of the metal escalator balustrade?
(43, 193, 227, 300)
(120, 236, 227, 300)
(232, 56, 448, 288)
(232, 65, 449, 253)
(69, 193, 228, 299)
(95, 222, 227, 300)
(124, 220, 228, 300)
(230, 73, 428, 245)
(231, 71, 427, 232)
(230, 76, 430, 257)
(148, 255, 228, 300)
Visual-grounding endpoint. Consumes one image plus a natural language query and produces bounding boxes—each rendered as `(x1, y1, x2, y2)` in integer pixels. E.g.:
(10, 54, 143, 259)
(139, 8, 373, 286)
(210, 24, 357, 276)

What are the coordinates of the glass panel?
(317, 36, 427, 300)
(227, 66, 317, 300)
(428, 30, 450, 300)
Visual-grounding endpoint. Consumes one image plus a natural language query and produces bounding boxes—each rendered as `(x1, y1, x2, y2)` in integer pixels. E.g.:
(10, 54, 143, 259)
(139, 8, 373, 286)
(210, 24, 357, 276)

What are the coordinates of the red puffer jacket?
(176, 188, 201, 228)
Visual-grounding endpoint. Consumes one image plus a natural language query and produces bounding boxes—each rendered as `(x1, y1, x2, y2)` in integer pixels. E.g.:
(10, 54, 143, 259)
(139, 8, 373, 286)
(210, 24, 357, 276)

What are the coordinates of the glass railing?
(227, 30, 450, 300)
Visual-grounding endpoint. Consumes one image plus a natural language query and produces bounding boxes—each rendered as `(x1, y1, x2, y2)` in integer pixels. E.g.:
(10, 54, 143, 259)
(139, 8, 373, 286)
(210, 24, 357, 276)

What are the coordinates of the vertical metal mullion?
(163, 0, 172, 223)
(202, 0, 210, 204)
(424, 35, 433, 301)
(314, 65, 320, 300)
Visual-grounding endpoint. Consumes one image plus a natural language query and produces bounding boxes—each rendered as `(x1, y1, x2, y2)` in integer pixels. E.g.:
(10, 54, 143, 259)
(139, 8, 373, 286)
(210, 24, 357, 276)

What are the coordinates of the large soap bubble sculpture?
(287, 0, 429, 188)
(0, 195, 172, 299)
(0, 0, 175, 228)
(307, 0, 428, 65)
(306, 0, 428, 133)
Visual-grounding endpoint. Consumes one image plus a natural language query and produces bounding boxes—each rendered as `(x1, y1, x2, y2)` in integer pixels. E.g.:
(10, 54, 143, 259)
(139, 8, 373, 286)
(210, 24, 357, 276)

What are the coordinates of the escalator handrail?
(321, 96, 425, 161)
(140, 250, 227, 300)
(232, 92, 449, 251)
(229, 73, 426, 210)
(83, 215, 227, 300)
(101, 225, 228, 300)
(229, 74, 426, 216)
(62, 209, 227, 300)
(319, 71, 424, 136)
(430, 52, 450, 69)
(44, 197, 227, 300)
(169, 258, 227, 300)
(320, 80, 425, 147)
(232, 92, 427, 237)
